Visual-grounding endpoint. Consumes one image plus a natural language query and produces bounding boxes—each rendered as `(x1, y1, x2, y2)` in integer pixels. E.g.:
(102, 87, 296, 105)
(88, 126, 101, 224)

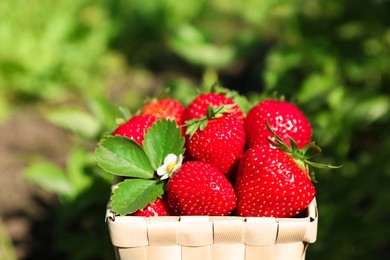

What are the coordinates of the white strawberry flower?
(157, 153, 183, 180)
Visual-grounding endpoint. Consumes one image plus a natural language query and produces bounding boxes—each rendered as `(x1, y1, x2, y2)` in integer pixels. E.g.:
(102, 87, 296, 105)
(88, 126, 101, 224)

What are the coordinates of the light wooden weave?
(105, 199, 317, 260)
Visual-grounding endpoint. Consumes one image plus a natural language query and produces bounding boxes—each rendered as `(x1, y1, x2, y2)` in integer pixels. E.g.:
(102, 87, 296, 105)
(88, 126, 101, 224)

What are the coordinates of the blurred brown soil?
(0, 107, 71, 259)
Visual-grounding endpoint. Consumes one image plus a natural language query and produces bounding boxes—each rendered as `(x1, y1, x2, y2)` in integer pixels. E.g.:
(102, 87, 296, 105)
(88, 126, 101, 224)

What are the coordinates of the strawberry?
(245, 99, 312, 149)
(131, 197, 172, 217)
(235, 123, 339, 218)
(183, 93, 244, 125)
(235, 144, 316, 218)
(184, 105, 245, 177)
(112, 115, 157, 145)
(167, 161, 237, 216)
(142, 98, 185, 127)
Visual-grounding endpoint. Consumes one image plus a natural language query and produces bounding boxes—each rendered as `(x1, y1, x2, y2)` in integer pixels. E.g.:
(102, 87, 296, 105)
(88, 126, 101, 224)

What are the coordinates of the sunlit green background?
(1, 0, 389, 259)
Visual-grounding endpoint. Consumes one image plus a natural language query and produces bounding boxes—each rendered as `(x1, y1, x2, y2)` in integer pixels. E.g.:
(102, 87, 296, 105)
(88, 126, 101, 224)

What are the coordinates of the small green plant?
(23, 95, 121, 259)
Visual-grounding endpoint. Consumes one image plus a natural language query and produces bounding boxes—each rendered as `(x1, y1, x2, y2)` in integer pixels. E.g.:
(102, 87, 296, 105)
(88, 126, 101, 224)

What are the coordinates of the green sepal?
(185, 104, 234, 138)
(301, 142, 322, 159)
(265, 120, 342, 183)
(110, 179, 165, 216)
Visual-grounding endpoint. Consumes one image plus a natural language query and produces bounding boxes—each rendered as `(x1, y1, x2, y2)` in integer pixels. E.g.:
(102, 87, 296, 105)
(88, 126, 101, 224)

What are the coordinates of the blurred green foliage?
(0, 218, 17, 260)
(1, 0, 389, 259)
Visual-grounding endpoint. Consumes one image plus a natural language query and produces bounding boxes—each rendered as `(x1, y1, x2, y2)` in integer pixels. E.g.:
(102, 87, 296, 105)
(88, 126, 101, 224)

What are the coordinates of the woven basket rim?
(105, 198, 317, 223)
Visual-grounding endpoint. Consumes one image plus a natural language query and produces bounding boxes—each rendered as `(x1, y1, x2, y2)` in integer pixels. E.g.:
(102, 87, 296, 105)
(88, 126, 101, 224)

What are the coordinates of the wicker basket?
(105, 196, 317, 260)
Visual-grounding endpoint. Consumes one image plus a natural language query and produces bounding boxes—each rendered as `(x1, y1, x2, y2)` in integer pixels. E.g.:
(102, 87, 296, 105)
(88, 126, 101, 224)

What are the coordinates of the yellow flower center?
(166, 162, 176, 173)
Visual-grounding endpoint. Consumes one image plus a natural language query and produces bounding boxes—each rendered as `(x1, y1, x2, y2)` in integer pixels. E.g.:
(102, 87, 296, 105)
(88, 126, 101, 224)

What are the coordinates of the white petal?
(157, 165, 167, 177)
(164, 153, 177, 165)
(172, 154, 183, 170)
(160, 174, 169, 180)
(177, 154, 183, 164)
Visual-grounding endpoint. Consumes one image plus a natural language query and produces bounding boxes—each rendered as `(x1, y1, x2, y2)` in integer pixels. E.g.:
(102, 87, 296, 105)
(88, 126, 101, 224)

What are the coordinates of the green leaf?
(0, 217, 17, 260)
(115, 106, 133, 126)
(168, 24, 235, 69)
(110, 179, 164, 216)
(212, 84, 252, 115)
(96, 136, 154, 178)
(118, 106, 132, 121)
(67, 148, 95, 195)
(87, 96, 119, 128)
(24, 162, 74, 198)
(142, 119, 185, 170)
(45, 108, 100, 138)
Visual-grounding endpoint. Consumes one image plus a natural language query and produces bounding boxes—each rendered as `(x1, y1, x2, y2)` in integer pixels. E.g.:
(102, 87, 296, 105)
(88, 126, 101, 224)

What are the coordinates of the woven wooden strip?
(147, 246, 181, 260)
(178, 217, 213, 247)
(304, 216, 318, 243)
(245, 242, 306, 260)
(304, 199, 318, 243)
(213, 219, 244, 244)
(182, 245, 211, 260)
(243, 217, 278, 246)
(276, 221, 308, 244)
(147, 219, 178, 246)
(116, 247, 147, 260)
(245, 245, 274, 260)
(108, 216, 148, 247)
(273, 242, 306, 260)
(212, 244, 245, 260)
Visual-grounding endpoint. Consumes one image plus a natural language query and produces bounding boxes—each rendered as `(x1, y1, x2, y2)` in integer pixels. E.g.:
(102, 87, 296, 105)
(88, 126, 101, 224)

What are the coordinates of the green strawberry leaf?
(110, 179, 165, 216)
(96, 136, 154, 179)
(142, 119, 185, 170)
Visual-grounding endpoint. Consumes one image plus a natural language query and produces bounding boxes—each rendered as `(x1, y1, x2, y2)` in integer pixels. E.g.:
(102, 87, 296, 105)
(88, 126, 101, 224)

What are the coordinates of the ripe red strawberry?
(131, 197, 172, 217)
(112, 115, 157, 145)
(142, 98, 185, 127)
(234, 143, 316, 218)
(245, 99, 312, 149)
(167, 161, 237, 216)
(234, 123, 340, 218)
(184, 106, 245, 177)
(183, 93, 244, 125)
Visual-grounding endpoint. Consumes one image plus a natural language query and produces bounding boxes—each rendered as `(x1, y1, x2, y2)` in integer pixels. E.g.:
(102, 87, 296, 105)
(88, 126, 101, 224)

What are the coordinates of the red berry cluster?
(113, 93, 318, 218)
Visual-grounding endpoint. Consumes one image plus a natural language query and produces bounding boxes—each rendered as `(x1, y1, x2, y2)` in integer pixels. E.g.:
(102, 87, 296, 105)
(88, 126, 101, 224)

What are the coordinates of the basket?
(105, 196, 318, 260)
